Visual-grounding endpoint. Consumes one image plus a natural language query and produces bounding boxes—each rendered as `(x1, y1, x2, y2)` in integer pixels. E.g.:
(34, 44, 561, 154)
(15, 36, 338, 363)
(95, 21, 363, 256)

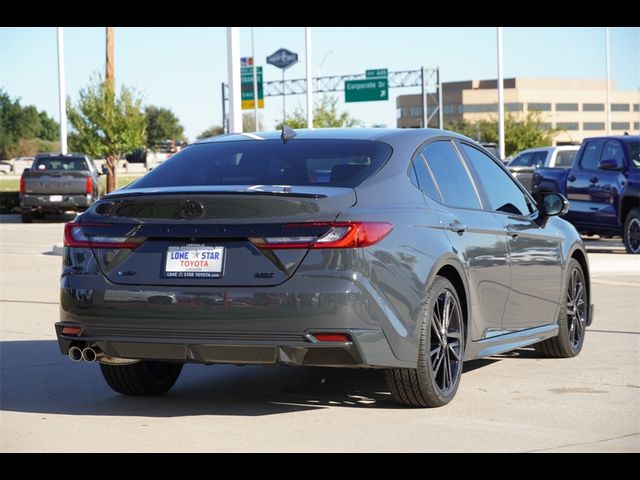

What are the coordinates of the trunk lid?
(83, 186, 355, 287)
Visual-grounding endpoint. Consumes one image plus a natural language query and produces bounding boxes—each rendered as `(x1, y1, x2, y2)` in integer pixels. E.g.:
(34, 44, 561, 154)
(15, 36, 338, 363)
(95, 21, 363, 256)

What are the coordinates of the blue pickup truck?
(532, 135, 640, 254)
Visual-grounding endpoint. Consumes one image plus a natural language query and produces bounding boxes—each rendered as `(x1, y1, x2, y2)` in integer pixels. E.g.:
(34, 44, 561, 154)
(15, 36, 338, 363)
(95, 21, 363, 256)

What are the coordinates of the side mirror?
(101, 165, 109, 175)
(598, 158, 623, 171)
(540, 192, 569, 217)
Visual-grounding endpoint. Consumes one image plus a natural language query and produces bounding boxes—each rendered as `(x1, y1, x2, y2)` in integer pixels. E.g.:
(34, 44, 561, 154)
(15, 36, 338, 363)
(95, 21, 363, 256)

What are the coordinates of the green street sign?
(366, 68, 388, 78)
(345, 78, 388, 103)
(241, 66, 264, 109)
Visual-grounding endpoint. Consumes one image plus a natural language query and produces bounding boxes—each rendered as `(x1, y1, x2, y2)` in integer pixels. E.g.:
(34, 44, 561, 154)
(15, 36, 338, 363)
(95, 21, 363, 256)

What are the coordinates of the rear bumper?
(58, 271, 415, 369)
(21, 193, 94, 212)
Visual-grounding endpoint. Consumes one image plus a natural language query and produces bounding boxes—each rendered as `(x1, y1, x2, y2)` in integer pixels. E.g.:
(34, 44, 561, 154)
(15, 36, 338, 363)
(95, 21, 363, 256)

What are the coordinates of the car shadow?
(1, 340, 508, 417)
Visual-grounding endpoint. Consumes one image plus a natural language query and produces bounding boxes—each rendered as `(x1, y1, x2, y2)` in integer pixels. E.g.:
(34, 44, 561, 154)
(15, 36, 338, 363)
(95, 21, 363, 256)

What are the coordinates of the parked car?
(56, 128, 592, 407)
(532, 135, 640, 253)
(20, 152, 101, 223)
(0, 160, 12, 174)
(508, 146, 580, 192)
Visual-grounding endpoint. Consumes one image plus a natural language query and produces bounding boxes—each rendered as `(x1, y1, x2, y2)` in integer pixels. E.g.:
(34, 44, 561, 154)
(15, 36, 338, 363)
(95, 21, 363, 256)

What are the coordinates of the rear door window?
(555, 150, 577, 167)
(421, 140, 481, 210)
(580, 140, 604, 170)
(509, 152, 535, 167)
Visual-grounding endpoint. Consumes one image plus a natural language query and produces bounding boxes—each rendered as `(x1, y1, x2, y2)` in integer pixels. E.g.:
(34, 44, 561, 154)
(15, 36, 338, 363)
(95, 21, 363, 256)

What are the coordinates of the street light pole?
(56, 27, 67, 155)
(227, 27, 242, 133)
(605, 27, 611, 136)
(497, 27, 505, 160)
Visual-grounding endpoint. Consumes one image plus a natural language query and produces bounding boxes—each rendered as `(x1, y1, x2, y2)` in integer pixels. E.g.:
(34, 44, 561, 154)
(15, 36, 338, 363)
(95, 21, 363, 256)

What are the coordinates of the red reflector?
(314, 333, 351, 342)
(62, 326, 81, 336)
(86, 176, 93, 195)
(20, 176, 25, 194)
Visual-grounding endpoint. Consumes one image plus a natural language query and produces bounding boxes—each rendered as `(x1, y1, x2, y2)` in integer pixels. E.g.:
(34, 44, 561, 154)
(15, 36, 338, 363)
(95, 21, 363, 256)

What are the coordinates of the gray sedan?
(56, 128, 592, 407)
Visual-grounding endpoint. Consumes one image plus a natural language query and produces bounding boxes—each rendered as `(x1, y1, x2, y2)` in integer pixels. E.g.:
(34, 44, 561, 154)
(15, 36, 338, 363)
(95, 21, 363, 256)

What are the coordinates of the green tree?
(446, 110, 558, 157)
(275, 94, 363, 129)
(196, 125, 224, 140)
(67, 75, 146, 192)
(144, 105, 186, 149)
(0, 89, 60, 158)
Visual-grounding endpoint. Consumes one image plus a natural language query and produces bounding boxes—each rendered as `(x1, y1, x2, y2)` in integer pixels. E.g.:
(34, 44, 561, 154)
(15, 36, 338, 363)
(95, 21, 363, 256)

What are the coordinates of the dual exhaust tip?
(68, 346, 98, 363)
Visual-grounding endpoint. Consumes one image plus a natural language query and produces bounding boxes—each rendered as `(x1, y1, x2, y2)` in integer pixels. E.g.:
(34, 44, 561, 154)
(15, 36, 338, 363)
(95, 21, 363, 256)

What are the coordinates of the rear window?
(130, 139, 393, 188)
(33, 157, 89, 171)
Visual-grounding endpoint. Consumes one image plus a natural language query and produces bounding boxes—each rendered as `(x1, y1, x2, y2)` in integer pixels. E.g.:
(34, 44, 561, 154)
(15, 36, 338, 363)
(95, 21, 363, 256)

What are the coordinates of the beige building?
(397, 78, 640, 145)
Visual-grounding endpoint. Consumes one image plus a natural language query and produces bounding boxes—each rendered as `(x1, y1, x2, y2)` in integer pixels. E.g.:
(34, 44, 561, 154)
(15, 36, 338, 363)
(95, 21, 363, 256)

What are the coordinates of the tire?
(623, 207, 640, 254)
(385, 276, 465, 407)
(100, 360, 183, 396)
(20, 212, 33, 223)
(535, 258, 588, 358)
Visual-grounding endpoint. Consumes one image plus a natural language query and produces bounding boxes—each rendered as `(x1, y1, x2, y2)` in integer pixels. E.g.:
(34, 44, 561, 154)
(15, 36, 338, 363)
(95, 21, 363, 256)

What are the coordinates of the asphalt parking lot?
(1, 216, 638, 452)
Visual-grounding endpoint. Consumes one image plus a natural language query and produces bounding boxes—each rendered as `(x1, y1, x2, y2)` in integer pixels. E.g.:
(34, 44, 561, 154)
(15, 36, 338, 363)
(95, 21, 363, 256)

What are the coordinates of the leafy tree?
(0, 89, 59, 158)
(196, 125, 224, 140)
(67, 75, 146, 192)
(445, 110, 558, 158)
(144, 105, 186, 149)
(275, 94, 363, 129)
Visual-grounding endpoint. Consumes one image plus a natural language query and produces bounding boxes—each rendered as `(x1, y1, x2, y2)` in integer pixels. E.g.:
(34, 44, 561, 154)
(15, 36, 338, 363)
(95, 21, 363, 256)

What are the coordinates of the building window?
(611, 122, 630, 131)
(634, 122, 640, 130)
(528, 102, 551, 111)
(634, 104, 639, 112)
(556, 122, 579, 131)
(409, 106, 422, 118)
(556, 103, 579, 111)
(463, 103, 497, 113)
(396, 108, 403, 119)
(583, 122, 605, 130)
(540, 123, 552, 130)
(583, 103, 604, 112)
(612, 103, 629, 112)
(505, 103, 523, 112)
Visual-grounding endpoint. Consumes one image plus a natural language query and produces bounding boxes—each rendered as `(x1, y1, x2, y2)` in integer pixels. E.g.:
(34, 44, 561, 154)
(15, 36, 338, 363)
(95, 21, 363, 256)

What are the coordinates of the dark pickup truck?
(532, 135, 640, 253)
(20, 153, 102, 223)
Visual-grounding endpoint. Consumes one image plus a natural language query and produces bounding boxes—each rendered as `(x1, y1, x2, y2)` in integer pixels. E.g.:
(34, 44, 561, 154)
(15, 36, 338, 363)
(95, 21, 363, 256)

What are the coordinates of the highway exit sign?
(345, 78, 388, 103)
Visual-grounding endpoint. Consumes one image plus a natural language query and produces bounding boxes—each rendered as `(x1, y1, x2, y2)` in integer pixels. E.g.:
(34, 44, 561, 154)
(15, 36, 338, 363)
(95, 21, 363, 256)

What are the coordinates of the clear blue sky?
(1, 27, 638, 141)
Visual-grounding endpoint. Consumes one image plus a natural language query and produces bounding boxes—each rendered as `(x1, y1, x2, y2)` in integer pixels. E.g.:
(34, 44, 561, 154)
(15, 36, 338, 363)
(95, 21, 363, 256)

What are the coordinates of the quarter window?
(421, 141, 481, 210)
(460, 143, 534, 216)
(411, 155, 442, 202)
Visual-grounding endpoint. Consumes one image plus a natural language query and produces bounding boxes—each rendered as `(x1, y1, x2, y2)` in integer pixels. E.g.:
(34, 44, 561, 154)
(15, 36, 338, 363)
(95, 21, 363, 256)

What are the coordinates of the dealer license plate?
(164, 245, 225, 278)
(50, 195, 63, 202)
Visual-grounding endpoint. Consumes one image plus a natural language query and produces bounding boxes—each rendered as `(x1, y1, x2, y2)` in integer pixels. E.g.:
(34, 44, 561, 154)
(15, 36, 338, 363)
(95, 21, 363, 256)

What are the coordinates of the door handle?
(590, 176, 599, 184)
(506, 225, 519, 240)
(448, 222, 467, 234)
(568, 175, 576, 182)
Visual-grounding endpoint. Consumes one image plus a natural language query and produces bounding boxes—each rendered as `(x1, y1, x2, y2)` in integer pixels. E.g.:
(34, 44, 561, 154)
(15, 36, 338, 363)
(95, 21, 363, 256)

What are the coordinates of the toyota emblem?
(180, 200, 204, 219)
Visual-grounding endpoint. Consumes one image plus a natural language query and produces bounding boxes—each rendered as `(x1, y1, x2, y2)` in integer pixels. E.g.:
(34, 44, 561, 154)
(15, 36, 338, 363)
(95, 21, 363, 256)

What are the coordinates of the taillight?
(312, 333, 351, 342)
(253, 222, 393, 249)
(20, 176, 25, 194)
(63, 222, 141, 249)
(85, 177, 93, 195)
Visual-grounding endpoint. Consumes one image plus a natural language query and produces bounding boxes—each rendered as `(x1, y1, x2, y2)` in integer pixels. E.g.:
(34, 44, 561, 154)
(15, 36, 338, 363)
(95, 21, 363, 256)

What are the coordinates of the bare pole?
(605, 27, 611, 136)
(221, 82, 227, 133)
(56, 28, 67, 155)
(251, 27, 259, 131)
(497, 27, 505, 160)
(282, 69, 286, 127)
(226, 27, 242, 133)
(421, 66, 427, 128)
(106, 27, 114, 88)
(437, 67, 443, 129)
(305, 27, 313, 128)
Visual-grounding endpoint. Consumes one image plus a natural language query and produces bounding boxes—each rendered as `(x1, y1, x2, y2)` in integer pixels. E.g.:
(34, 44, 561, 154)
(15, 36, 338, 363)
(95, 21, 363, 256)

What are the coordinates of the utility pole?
(421, 66, 427, 128)
(56, 28, 67, 155)
(106, 27, 114, 88)
(251, 28, 259, 131)
(497, 27, 505, 160)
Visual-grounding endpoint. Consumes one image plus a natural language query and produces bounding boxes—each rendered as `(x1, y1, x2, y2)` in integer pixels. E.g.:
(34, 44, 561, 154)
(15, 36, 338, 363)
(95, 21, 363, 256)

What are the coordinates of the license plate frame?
(163, 244, 225, 279)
